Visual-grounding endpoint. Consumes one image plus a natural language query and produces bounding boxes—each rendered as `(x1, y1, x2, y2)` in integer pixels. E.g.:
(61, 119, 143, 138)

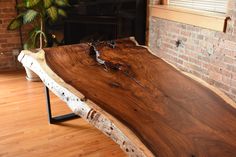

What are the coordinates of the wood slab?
(18, 38, 236, 157)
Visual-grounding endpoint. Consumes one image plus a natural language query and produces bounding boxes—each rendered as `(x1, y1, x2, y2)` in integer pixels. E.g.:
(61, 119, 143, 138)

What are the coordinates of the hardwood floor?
(0, 70, 125, 157)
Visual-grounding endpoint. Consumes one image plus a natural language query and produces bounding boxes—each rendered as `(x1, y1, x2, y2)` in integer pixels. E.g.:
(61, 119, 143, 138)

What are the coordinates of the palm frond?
(43, 0, 53, 9)
(54, 0, 70, 7)
(8, 0, 69, 49)
(58, 9, 67, 17)
(7, 18, 22, 30)
(23, 9, 38, 24)
(47, 6, 58, 22)
(24, 0, 40, 8)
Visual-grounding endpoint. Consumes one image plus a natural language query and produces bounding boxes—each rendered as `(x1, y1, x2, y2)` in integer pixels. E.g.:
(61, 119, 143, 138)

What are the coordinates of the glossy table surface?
(44, 38, 236, 157)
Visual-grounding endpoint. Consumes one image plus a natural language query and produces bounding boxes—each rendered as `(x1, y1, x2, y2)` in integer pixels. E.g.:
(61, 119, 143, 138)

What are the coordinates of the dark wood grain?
(44, 38, 236, 157)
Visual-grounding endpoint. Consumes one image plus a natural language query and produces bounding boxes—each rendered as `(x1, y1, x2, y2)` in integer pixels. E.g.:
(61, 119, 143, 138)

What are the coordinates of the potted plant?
(7, 0, 69, 81)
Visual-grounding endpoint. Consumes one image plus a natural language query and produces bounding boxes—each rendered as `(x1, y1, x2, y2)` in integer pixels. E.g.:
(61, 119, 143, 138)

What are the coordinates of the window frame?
(149, 0, 230, 32)
(168, 0, 228, 14)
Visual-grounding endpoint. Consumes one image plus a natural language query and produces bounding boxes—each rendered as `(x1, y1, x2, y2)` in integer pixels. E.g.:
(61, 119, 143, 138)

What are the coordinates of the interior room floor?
(0, 70, 125, 157)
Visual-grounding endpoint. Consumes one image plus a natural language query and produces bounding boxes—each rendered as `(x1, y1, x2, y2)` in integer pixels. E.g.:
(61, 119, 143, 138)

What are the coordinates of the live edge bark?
(18, 38, 236, 157)
(17, 48, 154, 157)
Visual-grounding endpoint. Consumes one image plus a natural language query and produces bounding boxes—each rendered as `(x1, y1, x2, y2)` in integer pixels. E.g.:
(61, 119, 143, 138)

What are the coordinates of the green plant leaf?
(24, 0, 40, 8)
(47, 6, 58, 22)
(28, 27, 40, 38)
(43, 0, 52, 8)
(7, 18, 22, 30)
(23, 9, 38, 24)
(58, 9, 67, 17)
(24, 40, 34, 50)
(16, 2, 26, 9)
(54, 0, 70, 7)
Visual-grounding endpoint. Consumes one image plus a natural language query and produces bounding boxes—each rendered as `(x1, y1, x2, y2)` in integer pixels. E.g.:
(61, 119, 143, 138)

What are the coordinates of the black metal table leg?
(45, 86, 79, 124)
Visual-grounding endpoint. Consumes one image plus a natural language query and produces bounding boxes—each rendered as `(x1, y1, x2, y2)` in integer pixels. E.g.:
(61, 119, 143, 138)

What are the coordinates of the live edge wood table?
(18, 38, 236, 157)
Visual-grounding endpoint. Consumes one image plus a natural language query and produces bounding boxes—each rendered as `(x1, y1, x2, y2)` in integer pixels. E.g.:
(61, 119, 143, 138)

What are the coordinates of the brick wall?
(149, 0, 236, 101)
(0, 0, 22, 71)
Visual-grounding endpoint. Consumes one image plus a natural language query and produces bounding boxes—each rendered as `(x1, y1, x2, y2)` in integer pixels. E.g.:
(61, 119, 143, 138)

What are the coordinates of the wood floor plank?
(0, 71, 125, 157)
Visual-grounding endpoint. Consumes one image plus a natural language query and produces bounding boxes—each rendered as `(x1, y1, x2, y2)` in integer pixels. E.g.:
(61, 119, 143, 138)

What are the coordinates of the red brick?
(150, 13, 236, 101)
(1, 8, 15, 13)
(6, 36, 20, 43)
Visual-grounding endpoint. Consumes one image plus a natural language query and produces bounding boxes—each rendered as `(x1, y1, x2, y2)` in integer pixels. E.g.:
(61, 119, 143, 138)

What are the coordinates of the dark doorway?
(47, 0, 146, 45)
